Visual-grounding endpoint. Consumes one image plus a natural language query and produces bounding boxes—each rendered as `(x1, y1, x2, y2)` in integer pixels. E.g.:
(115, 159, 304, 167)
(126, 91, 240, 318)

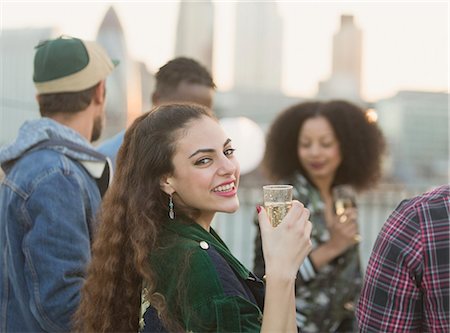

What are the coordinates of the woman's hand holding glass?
(332, 185, 362, 245)
(257, 200, 312, 281)
(328, 207, 360, 254)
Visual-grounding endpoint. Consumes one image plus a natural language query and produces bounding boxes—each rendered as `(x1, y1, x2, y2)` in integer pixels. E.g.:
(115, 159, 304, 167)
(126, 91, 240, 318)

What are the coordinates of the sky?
(1, 0, 449, 102)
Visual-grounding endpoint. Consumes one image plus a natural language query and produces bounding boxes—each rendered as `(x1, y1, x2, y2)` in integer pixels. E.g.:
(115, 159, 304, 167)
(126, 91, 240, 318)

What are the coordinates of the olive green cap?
(33, 35, 119, 94)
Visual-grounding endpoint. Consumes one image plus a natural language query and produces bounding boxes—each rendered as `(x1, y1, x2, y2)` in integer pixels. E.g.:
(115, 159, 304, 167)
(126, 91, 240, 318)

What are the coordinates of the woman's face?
(163, 116, 240, 225)
(297, 116, 342, 183)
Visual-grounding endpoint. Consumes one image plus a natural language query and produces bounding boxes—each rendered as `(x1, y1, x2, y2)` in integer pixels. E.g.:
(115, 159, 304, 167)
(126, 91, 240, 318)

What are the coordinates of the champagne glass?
(263, 185, 293, 227)
(332, 185, 362, 243)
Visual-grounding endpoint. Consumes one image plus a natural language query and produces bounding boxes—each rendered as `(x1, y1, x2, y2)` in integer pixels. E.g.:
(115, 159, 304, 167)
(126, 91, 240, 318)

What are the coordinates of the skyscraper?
(233, 2, 283, 92)
(175, 0, 214, 71)
(318, 14, 363, 103)
(96, 6, 154, 139)
(96, 7, 130, 139)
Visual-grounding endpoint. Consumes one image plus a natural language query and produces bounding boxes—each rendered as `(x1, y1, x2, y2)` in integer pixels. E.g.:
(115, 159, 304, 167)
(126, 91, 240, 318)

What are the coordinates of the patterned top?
(356, 184, 450, 332)
(254, 173, 362, 332)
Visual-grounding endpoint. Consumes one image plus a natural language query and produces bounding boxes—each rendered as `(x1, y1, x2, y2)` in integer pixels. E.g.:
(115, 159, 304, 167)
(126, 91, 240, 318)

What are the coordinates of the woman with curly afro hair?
(254, 100, 386, 333)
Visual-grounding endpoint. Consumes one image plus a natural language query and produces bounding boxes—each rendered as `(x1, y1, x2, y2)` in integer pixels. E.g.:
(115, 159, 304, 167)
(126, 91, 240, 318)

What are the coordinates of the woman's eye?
(194, 158, 211, 165)
(224, 148, 236, 156)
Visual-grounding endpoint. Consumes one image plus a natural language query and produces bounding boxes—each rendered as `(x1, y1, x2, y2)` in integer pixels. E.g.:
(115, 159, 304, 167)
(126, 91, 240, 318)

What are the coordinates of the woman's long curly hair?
(263, 100, 386, 191)
(74, 104, 212, 332)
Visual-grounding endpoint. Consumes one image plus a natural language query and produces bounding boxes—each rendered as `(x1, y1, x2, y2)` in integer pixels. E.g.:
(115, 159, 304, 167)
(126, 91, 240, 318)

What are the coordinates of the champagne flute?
(332, 185, 362, 243)
(263, 185, 293, 227)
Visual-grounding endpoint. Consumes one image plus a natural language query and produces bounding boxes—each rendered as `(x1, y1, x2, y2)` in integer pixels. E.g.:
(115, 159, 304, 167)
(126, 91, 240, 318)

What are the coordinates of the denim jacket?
(0, 118, 109, 332)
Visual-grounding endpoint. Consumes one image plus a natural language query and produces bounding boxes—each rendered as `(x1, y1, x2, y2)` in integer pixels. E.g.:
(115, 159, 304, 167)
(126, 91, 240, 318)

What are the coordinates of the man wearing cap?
(0, 36, 117, 332)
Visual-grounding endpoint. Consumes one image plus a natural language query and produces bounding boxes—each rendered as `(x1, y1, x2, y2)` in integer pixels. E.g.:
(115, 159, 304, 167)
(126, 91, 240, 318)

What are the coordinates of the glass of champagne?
(263, 185, 293, 227)
(332, 185, 361, 242)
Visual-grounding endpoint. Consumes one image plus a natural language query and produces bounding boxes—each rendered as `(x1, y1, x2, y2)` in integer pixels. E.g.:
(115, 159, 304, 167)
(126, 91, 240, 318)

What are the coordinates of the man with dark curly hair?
(253, 100, 386, 332)
(98, 57, 216, 167)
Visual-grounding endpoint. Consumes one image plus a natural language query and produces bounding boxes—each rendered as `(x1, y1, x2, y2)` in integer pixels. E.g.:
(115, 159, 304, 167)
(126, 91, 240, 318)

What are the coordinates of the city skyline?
(1, 1, 448, 102)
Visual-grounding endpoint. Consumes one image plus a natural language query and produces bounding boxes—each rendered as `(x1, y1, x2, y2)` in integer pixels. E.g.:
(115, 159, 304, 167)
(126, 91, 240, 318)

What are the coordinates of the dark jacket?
(144, 217, 264, 332)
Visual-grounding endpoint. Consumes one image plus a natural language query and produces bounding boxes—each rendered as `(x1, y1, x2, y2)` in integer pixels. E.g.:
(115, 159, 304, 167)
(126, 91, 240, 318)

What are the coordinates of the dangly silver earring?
(168, 194, 175, 220)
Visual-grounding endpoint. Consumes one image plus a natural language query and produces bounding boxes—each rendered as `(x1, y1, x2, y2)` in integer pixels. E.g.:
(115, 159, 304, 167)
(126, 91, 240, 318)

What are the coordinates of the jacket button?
(199, 241, 209, 250)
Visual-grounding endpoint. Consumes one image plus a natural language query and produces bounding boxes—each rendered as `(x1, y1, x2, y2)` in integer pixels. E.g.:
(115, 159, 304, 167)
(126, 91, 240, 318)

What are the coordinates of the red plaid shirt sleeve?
(356, 185, 450, 332)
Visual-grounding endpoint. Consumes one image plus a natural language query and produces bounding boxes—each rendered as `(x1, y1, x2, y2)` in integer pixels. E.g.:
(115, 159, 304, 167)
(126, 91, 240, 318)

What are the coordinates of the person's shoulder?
(151, 235, 223, 298)
(417, 184, 449, 203)
(168, 237, 213, 262)
(381, 185, 450, 239)
(396, 184, 449, 213)
(162, 232, 221, 270)
(152, 232, 209, 264)
(7, 148, 92, 191)
(9, 148, 67, 178)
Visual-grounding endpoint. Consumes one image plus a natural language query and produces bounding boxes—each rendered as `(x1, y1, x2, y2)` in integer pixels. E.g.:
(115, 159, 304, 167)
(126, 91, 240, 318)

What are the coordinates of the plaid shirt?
(356, 184, 450, 332)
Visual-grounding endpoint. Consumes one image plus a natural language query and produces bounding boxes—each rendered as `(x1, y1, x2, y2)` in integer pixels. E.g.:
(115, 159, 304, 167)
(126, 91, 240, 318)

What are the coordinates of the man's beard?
(91, 114, 103, 142)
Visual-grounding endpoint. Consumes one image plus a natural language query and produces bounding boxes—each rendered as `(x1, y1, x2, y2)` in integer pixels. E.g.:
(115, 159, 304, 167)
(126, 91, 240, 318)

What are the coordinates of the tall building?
(233, 2, 283, 92)
(96, 6, 130, 139)
(375, 91, 449, 187)
(318, 14, 363, 104)
(175, 0, 214, 71)
(96, 6, 154, 139)
(0, 28, 57, 146)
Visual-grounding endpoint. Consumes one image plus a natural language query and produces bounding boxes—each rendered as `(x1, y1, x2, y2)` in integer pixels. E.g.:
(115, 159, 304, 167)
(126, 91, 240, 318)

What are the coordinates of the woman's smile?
(212, 180, 237, 196)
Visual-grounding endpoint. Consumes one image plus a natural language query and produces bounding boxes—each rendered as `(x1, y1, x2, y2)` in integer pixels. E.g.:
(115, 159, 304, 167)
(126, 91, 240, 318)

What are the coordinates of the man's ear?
(94, 80, 106, 104)
(160, 174, 175, 195)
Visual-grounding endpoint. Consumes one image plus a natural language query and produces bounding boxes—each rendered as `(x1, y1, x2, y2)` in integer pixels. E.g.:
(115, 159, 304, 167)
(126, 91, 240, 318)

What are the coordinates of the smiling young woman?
(75, 103, 313, 333)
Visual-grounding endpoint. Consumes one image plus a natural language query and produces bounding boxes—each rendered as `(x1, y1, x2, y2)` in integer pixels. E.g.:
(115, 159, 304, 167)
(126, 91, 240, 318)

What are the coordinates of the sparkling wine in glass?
(263, 185, 293, 227)
(332, 185, 361, 242)
(333, 185, 356, 214)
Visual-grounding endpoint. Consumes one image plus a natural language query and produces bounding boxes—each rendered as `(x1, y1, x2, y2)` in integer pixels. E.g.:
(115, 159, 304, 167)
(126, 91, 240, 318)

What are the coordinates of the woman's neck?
(195, 212, 215, 232)
(311, 176, 335, 227)
(312, 176, 334, 198)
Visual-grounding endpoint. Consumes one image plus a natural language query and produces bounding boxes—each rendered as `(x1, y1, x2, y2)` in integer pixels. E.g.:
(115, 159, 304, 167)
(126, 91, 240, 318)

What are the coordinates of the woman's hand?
(328, 207, 360, 255)
(257, 200, 312, 281)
